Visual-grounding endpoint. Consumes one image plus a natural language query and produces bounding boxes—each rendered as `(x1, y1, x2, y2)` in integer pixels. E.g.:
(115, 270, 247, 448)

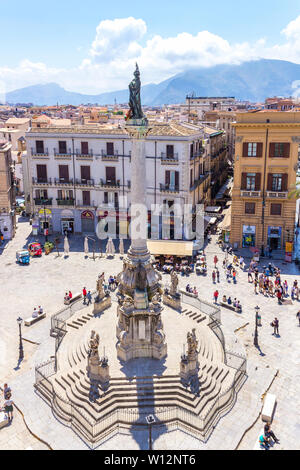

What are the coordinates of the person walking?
(216, 269, 220, 283)
(254, 279, 258, 294)
(82, 287, 87, 305)
(272, 317, 279, 335)
(248, 268, 253, 283)
(214, 255, 218, 269)
(86, 291, 92, 306)
(3, 384, 11, 400)
(212, 270, 216, 284)
(3, 397, 14, 422)
(232, 269, 237, 284)
(296, 310, 300, 326)
(213, 290, 219, 304)
(264, 422, 280, 444)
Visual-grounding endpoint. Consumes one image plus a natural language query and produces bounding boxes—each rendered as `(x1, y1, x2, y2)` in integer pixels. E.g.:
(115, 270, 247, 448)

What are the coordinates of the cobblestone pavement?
(0, 217, 299, 450)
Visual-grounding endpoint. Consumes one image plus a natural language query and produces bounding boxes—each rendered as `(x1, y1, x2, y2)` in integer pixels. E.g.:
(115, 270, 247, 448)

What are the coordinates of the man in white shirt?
(32, 308, 38, 318)
(38, 306, 43, 315)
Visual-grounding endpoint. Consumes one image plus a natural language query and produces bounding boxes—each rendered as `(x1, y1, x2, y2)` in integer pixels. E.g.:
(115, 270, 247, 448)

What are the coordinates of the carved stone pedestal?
(93, 294, 111, 315)
(179, 329, 199, 384)
(116, 289, 167, 362)
(87, 357, 110, 390)
(163, 292, 181, 312)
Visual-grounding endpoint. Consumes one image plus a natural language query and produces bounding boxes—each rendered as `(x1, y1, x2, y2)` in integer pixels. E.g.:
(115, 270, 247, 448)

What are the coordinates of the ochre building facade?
(230, 112, 300, 252)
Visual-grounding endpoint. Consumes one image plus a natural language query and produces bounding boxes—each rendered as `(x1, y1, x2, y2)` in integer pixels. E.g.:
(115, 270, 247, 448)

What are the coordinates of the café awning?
(218, 205, 232, 231)
(147, 240, 194, 257)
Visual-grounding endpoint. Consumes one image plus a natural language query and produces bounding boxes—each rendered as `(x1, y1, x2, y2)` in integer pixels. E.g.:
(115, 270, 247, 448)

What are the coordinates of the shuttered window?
(106, 142, 114, 156)
(243, 142, 263, 157)
(245, 203, 255, 214)
(58, 141, 67, 154)
(36, 141, 44, 154)
(270, 204, 282, 216)
(81, 142, 89, 155)
(269, 143, 290, 158)
(81, 166, 91, 182)
(36, 164, 47, 183)
(59, 165, 69, 181)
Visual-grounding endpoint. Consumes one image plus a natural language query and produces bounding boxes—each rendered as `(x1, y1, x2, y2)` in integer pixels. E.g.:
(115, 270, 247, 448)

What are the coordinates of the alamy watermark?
(96, 202, 205, 245)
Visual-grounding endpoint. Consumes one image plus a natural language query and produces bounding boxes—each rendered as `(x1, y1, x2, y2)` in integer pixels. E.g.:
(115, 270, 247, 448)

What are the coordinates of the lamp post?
(146, 414, 155, 450)
(254, 305, 260, 347)
(17, 317, 24, 360)
(41, 199, 48, 242)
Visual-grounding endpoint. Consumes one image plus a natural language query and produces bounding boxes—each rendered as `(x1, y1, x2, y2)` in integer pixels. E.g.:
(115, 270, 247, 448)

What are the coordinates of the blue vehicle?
(16, 250, 30, 265)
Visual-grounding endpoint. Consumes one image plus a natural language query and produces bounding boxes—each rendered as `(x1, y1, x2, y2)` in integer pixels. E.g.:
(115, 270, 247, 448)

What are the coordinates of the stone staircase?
(35, 301, 244, 446)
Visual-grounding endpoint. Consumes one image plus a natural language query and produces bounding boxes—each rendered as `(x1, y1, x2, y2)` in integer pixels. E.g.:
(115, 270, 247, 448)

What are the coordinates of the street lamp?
(40, 199, 49, 242)
(17, 317, 24, 360)
(254, 305, 260, 347)
(146, 414, 156, 450)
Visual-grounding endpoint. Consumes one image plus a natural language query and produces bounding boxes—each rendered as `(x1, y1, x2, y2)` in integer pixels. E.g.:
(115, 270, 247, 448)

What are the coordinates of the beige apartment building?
(0, 140, 16, 240)
(230, 111, 300, 252)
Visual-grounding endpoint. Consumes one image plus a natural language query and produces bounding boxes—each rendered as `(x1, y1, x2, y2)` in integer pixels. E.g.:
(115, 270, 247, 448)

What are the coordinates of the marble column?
(125, 123, 151, 263)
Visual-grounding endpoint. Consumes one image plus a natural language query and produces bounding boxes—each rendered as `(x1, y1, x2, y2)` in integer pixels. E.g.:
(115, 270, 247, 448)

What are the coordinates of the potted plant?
(44, 241, 54, 255)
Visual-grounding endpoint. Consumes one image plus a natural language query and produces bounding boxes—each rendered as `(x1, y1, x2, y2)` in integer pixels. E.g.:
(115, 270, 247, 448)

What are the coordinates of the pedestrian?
(232, 269, 237, 284)
(212, 270, 216, 284)
(259, 434, 270, 450)
(283, 280, 288, 297)
(213, 290, 219, 304)
(254, 279, 258, 294)
(3, 384, 11, 400)
(248, 269, 253, 283)
(3, 397, 14, 422)
(264, 422, 280, 444)
(83, 287, 87, 304)
(214, 255, 218, 269)
(276, 289, 282, 304)
(32, 308, 38, 318)
(216, 269, 220, 283)
(296, 310, 300, 326)
(86, 291, 92, 306)
(272, 317, 279, 335)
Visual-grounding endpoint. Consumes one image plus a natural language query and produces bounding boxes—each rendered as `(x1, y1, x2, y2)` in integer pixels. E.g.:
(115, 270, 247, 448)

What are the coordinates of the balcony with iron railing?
(160, 183, 180, 193)
(34, 198, 53, 206)
(100, 179, 120, 188)
(76, 200, 96, 208)
(54, 177, 74, 186)
(190, 173, 210, 191)
(190, 148, 205, 160)
(31, 148, 49, 157)
(75, 149, 94, 159)
(54, 148, 72, 158)
(56, 198, 75, 206)
(161, 152, 179, 164)
(101, 150, 119, 161)
(75, 178, 95, 187)
(32, 177, 52, 186)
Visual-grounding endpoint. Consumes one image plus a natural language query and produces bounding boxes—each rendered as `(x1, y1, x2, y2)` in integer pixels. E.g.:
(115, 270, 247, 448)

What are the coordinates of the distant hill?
(6, 59, 300, 106)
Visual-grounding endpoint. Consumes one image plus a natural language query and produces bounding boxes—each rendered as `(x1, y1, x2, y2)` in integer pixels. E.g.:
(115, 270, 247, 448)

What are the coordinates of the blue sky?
(1, 0, 300, 93)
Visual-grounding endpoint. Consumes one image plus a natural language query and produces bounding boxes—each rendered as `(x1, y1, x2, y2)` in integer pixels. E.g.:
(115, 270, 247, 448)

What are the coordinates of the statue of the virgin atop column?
(127, 63, 145, 121)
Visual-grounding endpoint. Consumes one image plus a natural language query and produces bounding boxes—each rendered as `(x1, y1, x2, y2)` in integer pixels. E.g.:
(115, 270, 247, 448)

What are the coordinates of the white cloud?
(1, 16, 300, 95)
(89, 17, 146, 63)
(282, 15, 300, 39)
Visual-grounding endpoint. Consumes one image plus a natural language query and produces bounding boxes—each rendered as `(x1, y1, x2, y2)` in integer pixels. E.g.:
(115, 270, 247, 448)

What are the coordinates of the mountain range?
(5, 59, 300, 106)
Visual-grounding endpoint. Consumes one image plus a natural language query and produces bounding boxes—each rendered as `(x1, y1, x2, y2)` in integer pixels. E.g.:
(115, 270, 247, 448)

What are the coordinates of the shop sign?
(38, 208, 52, 216)
(268, 226, 282, 238)
(243, 225, 256, 234)
(81, 210, 94, 220)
